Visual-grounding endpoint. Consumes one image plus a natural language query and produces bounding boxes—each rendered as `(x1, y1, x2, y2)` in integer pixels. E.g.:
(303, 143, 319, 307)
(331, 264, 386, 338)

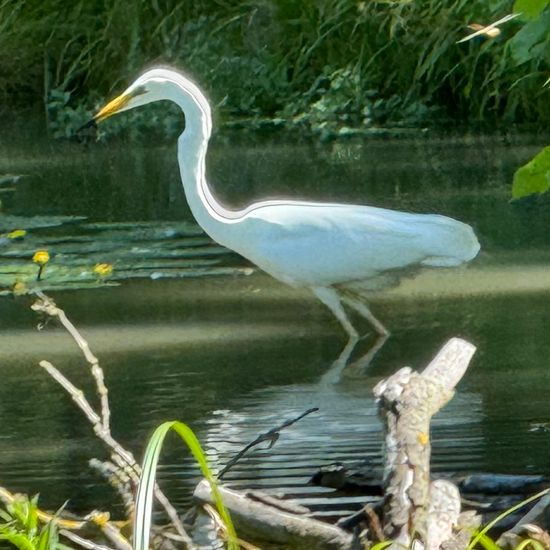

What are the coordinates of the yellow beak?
(94, 93, 132, 123)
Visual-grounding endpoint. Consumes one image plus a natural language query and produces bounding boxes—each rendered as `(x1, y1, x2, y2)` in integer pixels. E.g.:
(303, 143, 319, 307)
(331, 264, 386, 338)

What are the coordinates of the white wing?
(234, 202, 479, 287)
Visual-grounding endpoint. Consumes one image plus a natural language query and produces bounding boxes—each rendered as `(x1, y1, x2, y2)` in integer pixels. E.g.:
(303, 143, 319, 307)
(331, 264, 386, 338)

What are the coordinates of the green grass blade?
(0, 533, 36, 550)
(467, 488, 549, 550)
(133, 420, 238, 550)
(515, 539, 546, 550)
(472, 532, 501, 550)
(369, 541, 394, 550)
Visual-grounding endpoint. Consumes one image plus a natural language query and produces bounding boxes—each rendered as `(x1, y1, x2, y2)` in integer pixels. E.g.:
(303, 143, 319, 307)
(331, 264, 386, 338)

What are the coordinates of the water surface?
(0, 130, 549, 517)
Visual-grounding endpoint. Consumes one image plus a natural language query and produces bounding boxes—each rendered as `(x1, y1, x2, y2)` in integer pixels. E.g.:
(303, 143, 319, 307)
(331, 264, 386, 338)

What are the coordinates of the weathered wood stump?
(374, 337, 477, 549)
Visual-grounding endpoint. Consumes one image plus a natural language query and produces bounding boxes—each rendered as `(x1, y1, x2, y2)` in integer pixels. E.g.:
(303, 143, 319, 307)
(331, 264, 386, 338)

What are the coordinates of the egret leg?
(312, 286, 359, 384)
(341, 292, 389, 337)
(311, 286, 359, 341)
(340, 291, 389, 372)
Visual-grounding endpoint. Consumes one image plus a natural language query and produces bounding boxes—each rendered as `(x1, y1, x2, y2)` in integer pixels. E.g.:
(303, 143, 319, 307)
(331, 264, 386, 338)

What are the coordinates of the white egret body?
(93, 68, 480, 349)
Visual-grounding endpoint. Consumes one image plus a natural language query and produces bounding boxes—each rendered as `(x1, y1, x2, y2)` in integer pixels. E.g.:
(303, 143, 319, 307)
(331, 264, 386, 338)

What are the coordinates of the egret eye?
(132, 85, 147, 97)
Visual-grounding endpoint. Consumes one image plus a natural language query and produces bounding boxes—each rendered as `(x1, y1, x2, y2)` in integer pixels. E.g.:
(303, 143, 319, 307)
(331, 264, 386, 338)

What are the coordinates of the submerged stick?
(374, 337, 476, 548)
(60, 530, 114, 550)
(194, 480, 354, 550)
(218, 407, 319, 479)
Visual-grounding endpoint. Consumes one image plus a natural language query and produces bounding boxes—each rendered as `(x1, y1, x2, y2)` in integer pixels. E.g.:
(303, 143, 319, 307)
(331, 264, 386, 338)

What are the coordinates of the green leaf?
(508, 11, 550, 64)
(0, 533, 36, 550)
(467, 488, 549, 550)
(515, 539, 546, 550)
(37, 522, 57, 550)
(369, 542, 396, 550)
(513, 0, 550, 19)
(133, 420, 238, 550)
(472, 532, 501, 550)
(512, 146, 550, 198)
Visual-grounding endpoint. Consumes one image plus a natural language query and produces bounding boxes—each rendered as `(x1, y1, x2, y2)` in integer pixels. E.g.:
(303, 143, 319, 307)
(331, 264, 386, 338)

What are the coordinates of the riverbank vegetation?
(1, 0, 549, 138)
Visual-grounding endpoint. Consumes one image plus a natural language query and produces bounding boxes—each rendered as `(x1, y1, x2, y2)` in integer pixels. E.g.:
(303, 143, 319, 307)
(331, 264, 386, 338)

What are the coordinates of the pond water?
(0, 129, 549, 518)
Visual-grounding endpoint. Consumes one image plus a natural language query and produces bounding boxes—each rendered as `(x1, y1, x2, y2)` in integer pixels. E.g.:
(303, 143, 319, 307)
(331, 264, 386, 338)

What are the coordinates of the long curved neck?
(158, 76, 243, 242)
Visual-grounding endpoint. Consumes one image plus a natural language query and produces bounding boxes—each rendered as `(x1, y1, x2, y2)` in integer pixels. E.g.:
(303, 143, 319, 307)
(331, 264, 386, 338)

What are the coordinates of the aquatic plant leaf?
(133, 420, 238, 550)
(512, 146, 550, 198)
(0, 215, 86, 232)
(0, 174, 25, 186)
(472, 532, 501, 550)
(0, 533, 36, 550)
(508, 11, 550, 64)
(515, 539, 546, 550)
(0, 214, 248, 295)
(514, 0, 550, 19)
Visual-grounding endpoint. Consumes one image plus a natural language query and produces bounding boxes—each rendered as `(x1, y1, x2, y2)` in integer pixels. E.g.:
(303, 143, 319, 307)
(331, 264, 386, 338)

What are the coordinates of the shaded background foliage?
(0, 0, 549, 136)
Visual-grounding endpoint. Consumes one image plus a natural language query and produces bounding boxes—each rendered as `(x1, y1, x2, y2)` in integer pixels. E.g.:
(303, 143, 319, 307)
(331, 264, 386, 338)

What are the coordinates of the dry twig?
(31, 291, 195, 549)
(218, 407, 319, 479)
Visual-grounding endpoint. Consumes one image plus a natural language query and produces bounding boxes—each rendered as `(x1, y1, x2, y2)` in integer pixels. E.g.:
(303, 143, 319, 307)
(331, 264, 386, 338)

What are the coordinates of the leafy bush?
(1, 0, 549, 136)
(0, 494, 73, 550)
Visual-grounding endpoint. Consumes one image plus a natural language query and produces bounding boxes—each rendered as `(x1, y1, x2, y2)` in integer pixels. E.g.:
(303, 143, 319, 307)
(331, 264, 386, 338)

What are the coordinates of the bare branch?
(60, 530, 114, 550)
(32, 291, 110, 429)
(219, 407, 319, 479)
(33, 292, 195, 549)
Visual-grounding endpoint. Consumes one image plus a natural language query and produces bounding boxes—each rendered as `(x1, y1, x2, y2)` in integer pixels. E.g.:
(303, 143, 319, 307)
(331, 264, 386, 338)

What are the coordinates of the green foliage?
(512, 145, 550, 198)
(514, 0, 550, 20)
(467, 488, 549, 550)
(369, 542, 396, 550)
(134, 420, 238, 550)
(472, 532, 502, 550)
(1, 0, 550, 136)
(0, 495, 73, 550)
(514, 540, 546, 550)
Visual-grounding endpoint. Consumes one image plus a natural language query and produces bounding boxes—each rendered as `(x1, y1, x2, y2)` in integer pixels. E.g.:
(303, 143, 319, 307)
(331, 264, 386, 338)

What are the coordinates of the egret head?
(92, 73, 159, 123)
(89, 67, 212, 137)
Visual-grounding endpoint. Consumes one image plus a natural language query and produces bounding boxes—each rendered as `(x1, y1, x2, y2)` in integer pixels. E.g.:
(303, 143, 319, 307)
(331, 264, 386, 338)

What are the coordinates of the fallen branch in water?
(195, 340, 480, 548)
(218, 406, 319, 479)
(194, 480, 354, 550)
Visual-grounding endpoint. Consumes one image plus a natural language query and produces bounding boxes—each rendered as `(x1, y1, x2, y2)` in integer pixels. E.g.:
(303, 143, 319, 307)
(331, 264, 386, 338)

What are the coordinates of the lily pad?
(0, 174, 26, 186)
(0, 214, 87, 232)
(0, 215, 248, 296)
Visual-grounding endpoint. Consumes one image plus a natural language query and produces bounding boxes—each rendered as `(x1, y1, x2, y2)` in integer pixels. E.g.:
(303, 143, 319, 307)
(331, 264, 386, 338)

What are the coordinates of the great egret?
(92, 67, 480, 359)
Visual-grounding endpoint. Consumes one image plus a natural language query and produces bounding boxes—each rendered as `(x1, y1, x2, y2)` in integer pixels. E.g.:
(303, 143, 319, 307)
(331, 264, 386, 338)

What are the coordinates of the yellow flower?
(7, 229, 26, 239)
(32, 250, 50, 265)
(93, 263, 113, 277)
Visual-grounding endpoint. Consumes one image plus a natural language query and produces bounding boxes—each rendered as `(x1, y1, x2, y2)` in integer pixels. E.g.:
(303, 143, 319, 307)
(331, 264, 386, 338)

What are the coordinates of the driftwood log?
(194, 480, 354, 550)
